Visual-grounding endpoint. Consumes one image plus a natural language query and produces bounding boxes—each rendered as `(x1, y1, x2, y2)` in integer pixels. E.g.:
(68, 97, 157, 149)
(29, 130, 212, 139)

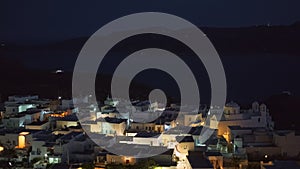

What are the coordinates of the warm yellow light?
(18, 135, 26, 148)
(0, 146, 4, 152)
(19, 132, 29, 136)
(50, 112, 68, 117)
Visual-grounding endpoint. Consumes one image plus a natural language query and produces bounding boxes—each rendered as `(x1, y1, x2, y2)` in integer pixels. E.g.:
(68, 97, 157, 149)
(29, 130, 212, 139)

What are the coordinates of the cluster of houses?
(0, 95, 299, 169)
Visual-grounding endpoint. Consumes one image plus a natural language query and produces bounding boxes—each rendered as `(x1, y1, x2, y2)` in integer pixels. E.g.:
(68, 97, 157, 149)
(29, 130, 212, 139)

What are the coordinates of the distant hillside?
(1, 23, 300, 130)
(25, 21, 300, 55)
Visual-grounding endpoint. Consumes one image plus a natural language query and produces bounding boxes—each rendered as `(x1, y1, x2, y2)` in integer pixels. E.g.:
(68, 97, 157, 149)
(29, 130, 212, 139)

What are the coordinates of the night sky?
(2, 0, 300, 43)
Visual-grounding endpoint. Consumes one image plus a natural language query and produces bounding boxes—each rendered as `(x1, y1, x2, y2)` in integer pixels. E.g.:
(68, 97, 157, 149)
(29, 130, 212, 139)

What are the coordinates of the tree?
(133, 159, 158, 169)
(105, 159, 158, 169)
(230, 155, 242, 169)
(82, 163, 95, 169)
(106, 164, 127, 169)
(1, 147, 17, 159)
(247, 162, 260, 169)
(227, 143, 234, 153)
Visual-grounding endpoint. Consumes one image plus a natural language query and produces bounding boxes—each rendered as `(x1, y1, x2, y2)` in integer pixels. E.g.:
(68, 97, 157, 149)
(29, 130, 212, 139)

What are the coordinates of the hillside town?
(0, 95, 299, 169)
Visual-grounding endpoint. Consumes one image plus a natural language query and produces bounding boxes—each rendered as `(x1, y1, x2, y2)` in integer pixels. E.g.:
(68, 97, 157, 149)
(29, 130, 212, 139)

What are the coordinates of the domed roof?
(260, 103, 266, 107)
(225, 101, 239, 108)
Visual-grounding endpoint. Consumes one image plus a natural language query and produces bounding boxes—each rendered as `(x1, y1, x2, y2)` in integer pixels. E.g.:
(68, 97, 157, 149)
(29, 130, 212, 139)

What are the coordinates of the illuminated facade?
(16, 132, 30, 149)
(106, 153, 136, 165)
